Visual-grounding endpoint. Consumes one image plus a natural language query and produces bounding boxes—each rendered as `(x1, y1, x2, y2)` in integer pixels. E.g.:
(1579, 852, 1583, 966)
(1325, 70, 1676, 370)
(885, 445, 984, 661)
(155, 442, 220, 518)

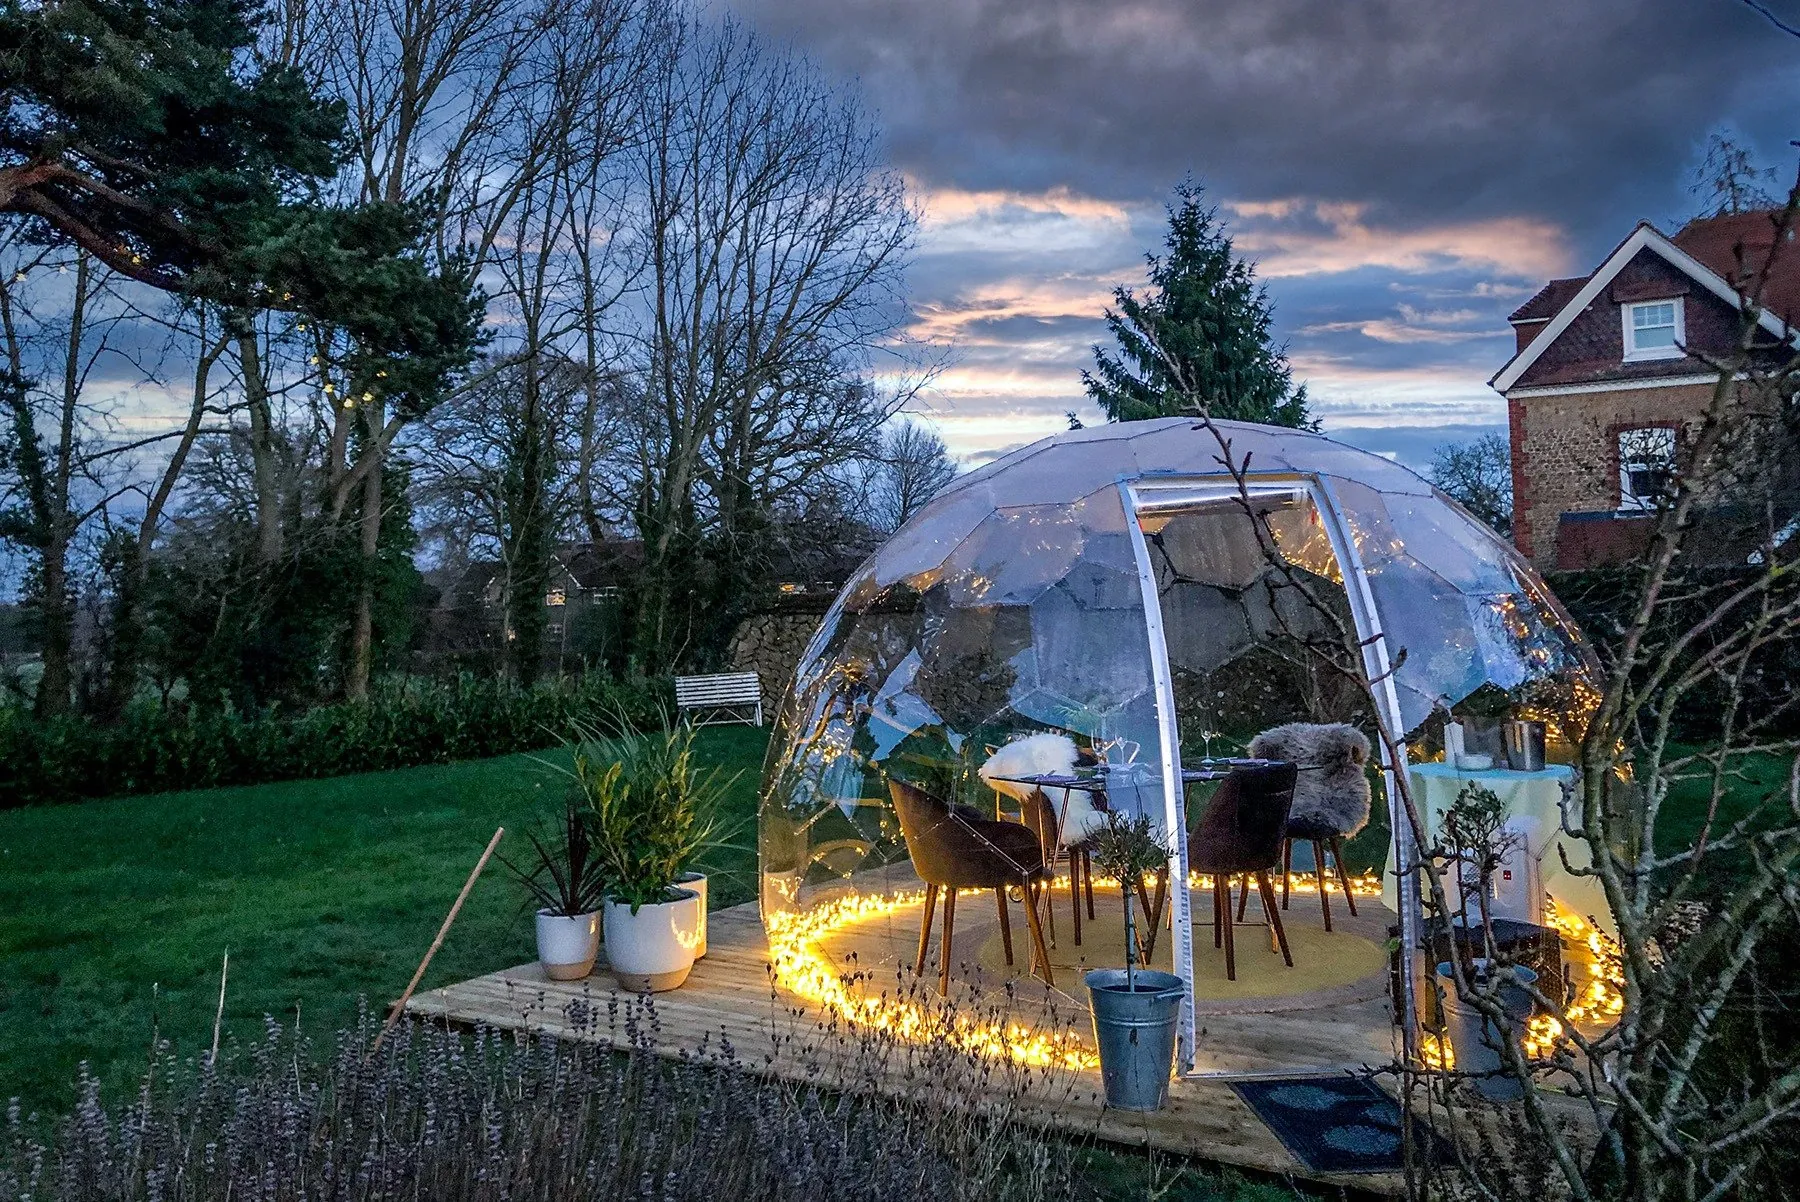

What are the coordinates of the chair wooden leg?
(1314, 839, 1334, 933)
(1071, 853, 1083, 947)
(915, 884, 939, 977)
(1221, 876, 1237, 981)
(995, 887, 1014, 966)
(1023, 880, 1055, 988)
(1281, 839, 1293, 910)
(1044, 868, 1057, 948)
(1236, 872, 1251, 922)
(1212, 878, 1224, 949)
(1257, 871, 1293, 967)
(938, 887, 957, 995)
(1083, 849, 1096, 919)
(1332, 838, 1359, 917)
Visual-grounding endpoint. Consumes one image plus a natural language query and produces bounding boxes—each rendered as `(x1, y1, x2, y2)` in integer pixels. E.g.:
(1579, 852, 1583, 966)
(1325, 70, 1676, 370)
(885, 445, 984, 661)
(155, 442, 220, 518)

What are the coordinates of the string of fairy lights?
(763, 868, 1386, 1071)
(765, 877, 1623, 1077)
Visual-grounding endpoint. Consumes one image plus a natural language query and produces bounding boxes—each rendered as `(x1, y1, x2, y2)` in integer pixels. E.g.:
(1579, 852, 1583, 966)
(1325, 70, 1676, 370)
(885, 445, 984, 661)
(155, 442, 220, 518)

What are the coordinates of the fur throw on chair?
(1247, 722, 1373, 837)
(979, 733, 1108, 846)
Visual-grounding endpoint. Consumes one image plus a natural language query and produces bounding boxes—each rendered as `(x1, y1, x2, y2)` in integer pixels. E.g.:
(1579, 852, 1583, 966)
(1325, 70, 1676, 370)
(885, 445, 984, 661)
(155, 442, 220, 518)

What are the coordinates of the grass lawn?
(0, 727, 769, 1116)
(1654, 745, 1794, 859)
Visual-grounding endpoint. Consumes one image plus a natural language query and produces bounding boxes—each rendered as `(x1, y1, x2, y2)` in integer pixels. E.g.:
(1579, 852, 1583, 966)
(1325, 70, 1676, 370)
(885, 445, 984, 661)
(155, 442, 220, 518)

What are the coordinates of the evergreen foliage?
(1084, 181, 1312, 429)
(0, 0, 484, 412)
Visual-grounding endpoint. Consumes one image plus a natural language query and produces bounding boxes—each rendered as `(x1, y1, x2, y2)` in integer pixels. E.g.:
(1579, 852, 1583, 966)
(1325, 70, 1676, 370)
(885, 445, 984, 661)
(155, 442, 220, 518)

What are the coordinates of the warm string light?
(764, 886, 1096, 1071)
(1543, 900, 1625, 1021)
(1522, 1013, 1564, 1059)
(764, 867, 1383, 1072)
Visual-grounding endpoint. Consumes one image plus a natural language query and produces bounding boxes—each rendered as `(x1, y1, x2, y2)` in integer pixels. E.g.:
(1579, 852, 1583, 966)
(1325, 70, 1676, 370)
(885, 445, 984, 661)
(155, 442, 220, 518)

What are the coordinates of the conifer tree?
(1084, 180, 1312, 428)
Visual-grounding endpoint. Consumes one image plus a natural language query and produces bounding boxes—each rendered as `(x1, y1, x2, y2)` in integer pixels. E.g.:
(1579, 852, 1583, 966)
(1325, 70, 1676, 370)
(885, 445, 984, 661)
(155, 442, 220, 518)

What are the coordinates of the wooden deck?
(410, 880, 1413, 1195)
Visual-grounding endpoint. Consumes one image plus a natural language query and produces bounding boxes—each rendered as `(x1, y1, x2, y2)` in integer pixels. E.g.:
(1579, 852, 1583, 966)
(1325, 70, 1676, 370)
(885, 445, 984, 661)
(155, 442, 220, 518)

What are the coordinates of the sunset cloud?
(1225, 199, 1575, 281)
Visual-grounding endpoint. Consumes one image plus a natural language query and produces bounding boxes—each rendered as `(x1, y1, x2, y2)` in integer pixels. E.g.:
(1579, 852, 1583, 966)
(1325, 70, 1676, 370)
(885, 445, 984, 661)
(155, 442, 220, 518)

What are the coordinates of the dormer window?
(1623, 298, 1683, 361)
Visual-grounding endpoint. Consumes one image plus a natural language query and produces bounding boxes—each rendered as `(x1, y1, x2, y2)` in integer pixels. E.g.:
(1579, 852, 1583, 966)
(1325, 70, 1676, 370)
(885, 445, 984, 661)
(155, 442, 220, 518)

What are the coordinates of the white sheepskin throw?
(1248, 722, 1373, 837)
(978, 733, 1108, 847)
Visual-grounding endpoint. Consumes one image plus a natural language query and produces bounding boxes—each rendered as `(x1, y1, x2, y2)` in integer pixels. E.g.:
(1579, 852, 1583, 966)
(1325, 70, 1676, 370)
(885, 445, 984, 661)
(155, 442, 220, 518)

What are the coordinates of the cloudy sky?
(730, 0, 1800, 469)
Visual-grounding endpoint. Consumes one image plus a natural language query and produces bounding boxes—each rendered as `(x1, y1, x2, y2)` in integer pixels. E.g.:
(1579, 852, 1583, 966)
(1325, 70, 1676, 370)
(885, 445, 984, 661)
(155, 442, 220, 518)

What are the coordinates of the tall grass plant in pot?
(577, 721, 732, 992)
(499, 797, 607, 980)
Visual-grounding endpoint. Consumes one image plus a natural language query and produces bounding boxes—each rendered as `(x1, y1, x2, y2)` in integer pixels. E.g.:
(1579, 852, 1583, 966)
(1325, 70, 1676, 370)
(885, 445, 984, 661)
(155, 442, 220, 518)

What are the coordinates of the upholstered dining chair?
(1248, 723, 1372, 932)
(1186, 762, 1299, 981)
(888, 779, 1056, 993)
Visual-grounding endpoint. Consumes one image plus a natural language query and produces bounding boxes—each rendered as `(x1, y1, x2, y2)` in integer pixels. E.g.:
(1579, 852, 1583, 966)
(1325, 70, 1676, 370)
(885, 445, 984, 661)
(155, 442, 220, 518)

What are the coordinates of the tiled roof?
(1671, 208, 1800, 326)
(1509, 277, 1588, 323)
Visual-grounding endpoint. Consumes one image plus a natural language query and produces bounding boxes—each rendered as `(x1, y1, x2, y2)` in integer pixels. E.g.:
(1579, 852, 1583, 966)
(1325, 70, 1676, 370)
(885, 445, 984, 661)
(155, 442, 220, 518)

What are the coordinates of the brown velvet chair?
(889, 779, 1055, 993)
(1186, 763, 1299, 981)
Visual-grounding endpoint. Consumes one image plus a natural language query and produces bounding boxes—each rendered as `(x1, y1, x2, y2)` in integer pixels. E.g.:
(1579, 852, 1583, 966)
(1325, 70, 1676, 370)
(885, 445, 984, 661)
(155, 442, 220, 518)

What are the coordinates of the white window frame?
(1618, 426, 1677, 510)
(1622, 297, 1685, 362)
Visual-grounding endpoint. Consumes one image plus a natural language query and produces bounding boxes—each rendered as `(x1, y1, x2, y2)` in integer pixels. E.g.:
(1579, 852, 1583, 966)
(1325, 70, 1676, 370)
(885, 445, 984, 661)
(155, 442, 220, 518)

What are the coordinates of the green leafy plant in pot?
(500, 796, 607, 980)
(579, 721, 732, 993)
(1084, 811, 1185, 1112)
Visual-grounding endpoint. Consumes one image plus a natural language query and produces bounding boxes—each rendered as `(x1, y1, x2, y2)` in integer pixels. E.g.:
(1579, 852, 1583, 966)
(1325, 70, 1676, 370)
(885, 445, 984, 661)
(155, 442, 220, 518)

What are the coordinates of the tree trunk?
(506, 362, 551, 685)
(32, 255, 92, 719)
(345, 409, 384, 700)
(237, 330, 283, 565)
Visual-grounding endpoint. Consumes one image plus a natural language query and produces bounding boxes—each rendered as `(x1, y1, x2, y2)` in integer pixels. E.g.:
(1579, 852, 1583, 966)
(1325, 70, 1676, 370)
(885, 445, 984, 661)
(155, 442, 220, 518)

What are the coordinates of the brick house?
(1492, 209, 1800, 570)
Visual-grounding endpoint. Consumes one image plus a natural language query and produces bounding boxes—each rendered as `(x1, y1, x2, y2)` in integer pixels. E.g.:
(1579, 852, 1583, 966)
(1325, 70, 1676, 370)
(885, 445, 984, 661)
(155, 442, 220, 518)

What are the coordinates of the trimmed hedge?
(0, 674, 673, 808)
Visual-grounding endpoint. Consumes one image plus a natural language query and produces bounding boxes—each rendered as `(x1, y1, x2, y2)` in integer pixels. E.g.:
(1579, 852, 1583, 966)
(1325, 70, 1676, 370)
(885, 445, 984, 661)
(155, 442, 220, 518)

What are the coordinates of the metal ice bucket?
(1503, 720, 1546, 772)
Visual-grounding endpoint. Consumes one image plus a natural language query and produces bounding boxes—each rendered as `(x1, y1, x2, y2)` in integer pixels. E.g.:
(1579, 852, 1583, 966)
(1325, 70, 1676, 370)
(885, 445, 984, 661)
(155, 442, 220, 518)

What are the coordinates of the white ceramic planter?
(535, 910, 600, 981)
(603, 888, 701, 992)
(676, 872, 708, 957)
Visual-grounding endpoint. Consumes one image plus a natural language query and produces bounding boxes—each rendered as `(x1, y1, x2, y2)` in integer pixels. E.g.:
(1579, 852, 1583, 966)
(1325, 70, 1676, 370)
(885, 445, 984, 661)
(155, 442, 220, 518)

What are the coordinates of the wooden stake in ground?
(371, 826, 504, 1057)
(208, 949, 229, 1065)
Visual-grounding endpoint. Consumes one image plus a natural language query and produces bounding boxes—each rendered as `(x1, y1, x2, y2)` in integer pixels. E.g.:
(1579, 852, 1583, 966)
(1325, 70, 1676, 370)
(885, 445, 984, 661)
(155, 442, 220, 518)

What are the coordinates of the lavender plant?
(0, 1004, 1085, 1202)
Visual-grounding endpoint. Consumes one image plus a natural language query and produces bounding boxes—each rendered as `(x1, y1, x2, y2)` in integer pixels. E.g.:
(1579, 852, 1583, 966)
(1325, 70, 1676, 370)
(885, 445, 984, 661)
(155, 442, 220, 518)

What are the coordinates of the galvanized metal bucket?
(1086, 968, 1185, 1111)
(1435, 961, 1538, 1101)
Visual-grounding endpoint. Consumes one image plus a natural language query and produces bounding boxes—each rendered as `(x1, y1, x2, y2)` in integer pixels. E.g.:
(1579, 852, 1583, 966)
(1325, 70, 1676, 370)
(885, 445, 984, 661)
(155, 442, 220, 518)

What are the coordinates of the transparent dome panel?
(1330, 478, 1594, 744)
(759, 489, 1165, 923)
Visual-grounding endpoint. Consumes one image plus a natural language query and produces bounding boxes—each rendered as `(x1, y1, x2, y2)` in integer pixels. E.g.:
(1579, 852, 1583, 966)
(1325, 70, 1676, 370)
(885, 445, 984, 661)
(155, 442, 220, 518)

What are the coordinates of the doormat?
(1230, 1076, 1447, 1174)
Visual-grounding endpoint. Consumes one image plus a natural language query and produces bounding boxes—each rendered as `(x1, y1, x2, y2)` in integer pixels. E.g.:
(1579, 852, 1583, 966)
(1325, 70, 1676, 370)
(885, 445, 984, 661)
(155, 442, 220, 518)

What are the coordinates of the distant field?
(0, 727, 768, 1114)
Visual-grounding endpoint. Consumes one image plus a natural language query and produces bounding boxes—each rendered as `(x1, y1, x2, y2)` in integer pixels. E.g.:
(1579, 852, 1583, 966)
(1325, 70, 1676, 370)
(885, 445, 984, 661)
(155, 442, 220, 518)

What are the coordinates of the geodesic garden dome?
(757, 418, 1597, 1070)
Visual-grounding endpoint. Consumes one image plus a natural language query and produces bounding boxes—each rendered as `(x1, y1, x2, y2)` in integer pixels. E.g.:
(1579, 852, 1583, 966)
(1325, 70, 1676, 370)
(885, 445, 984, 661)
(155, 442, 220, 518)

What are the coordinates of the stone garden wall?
(728, 595, 834, 718)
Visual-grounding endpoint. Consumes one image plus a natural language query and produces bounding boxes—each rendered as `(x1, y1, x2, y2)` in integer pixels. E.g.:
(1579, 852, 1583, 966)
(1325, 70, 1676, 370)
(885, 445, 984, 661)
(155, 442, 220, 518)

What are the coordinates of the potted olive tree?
(1085, 812, 1185, 1112)
(581, 723, 729, 993)
(501, 796, 607, 980)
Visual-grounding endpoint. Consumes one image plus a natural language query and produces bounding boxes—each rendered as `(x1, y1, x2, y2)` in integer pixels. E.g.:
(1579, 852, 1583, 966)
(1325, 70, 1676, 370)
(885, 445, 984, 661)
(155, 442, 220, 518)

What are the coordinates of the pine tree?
(0, 0, 482, 414)
(1083, 180, 1312, 428)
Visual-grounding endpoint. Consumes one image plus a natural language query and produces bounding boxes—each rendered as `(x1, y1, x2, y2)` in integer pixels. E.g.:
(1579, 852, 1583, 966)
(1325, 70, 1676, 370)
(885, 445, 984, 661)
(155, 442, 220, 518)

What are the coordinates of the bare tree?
(1428, 432, 1513, 537)
(613, 15, 917, 669)
(0, 240, 195, 717)
(1690, 132, 1780, 220)
(255, 0, 646, 695)
(868, 418, 958, 535)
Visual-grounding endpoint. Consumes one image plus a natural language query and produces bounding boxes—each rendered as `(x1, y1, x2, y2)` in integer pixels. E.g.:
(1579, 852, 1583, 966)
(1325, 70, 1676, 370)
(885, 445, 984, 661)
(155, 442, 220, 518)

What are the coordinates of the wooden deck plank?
(408, 896, 1409, 1195)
